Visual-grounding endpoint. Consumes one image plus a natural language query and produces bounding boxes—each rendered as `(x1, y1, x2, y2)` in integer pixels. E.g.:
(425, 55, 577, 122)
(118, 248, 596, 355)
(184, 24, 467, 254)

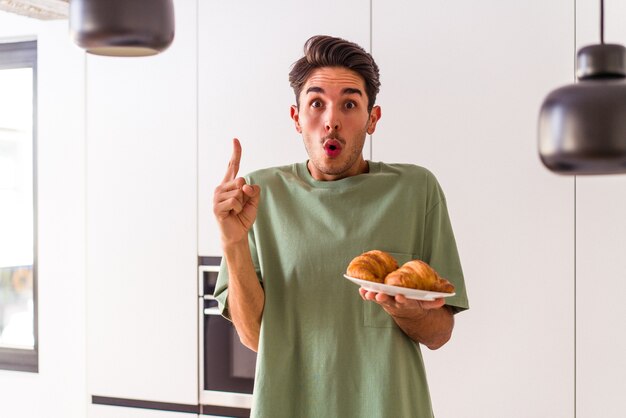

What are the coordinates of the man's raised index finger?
(223, 138, 242, 183)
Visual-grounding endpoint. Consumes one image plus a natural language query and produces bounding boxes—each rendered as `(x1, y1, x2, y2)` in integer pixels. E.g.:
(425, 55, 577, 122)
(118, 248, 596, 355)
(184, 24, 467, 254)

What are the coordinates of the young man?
(213, 35, 469, 418)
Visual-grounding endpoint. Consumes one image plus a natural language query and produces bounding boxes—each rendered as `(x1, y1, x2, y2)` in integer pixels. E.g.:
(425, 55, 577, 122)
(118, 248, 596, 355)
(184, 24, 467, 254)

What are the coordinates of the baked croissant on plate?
(384, 260, 455, 293)
(346, 250, 398, 283)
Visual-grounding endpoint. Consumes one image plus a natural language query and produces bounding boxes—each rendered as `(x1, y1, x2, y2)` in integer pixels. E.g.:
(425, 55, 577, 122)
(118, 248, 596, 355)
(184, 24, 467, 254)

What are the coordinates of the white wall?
(0, 12, 86, 418)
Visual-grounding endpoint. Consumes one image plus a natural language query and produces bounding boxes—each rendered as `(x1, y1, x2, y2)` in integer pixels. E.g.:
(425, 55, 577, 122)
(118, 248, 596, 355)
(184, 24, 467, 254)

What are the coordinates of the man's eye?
(345, 101, 356, 109)
(311, 100, 322, 108)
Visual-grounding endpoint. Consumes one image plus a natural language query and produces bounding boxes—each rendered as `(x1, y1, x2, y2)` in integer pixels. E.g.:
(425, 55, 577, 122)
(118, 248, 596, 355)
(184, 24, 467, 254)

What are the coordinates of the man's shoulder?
(378, 162, 438, 182)
(245, 163, 299, 184)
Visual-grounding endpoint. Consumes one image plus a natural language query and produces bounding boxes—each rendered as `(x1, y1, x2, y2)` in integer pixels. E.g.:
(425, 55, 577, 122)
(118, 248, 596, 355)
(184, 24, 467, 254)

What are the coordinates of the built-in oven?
(199, 257, 256, 418)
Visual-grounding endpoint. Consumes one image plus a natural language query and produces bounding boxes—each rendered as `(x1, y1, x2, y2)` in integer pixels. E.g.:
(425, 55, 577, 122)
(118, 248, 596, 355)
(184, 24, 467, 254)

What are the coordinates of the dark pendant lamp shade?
(538, 44, 626, 174)
(538, 0, 626, 175)
(69, 0, 175, 57)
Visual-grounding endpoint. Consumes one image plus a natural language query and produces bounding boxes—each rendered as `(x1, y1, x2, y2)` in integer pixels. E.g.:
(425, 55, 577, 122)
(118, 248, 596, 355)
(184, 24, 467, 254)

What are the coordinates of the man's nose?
(325, 111, 341, 132)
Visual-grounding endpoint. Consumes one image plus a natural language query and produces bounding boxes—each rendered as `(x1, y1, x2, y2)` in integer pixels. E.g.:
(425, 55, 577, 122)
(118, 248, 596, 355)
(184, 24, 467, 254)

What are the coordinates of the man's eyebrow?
(342, 87, 362, 96)
(305, 86, 324, 94)
(304, 86, 363, 96)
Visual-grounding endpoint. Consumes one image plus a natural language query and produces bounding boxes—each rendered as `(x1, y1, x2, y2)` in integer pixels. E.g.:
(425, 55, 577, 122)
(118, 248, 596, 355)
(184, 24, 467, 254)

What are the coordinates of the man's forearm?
(392, 306, 454, 349)
(223, 239, 265, 352)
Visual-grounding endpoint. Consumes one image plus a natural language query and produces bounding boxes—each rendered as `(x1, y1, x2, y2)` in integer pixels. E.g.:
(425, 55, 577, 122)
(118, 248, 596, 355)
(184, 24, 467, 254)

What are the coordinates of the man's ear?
(290, 105, 302, 133)
(366, 105, 382, 135)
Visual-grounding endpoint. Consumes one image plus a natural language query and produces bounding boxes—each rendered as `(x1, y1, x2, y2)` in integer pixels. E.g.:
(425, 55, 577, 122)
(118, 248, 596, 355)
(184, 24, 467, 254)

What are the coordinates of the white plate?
(344, 274, 455, 301)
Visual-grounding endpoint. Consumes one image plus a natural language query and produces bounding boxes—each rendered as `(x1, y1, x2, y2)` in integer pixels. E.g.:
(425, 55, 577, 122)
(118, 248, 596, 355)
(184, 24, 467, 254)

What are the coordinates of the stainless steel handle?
(198, 264, 220, 296)
(199, 265, 221, 273)
(204, 307, 222, 316)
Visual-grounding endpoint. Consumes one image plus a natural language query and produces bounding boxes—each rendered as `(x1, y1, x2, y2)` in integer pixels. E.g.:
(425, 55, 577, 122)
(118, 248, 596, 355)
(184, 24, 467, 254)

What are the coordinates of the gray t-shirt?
(215, 161, 469, 418)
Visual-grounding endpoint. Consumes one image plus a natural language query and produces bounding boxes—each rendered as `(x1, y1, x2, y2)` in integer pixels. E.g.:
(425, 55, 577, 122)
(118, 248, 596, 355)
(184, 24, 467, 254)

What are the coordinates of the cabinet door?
(576, 1, 626, 417)
(197, 0, 371, 256)
(90, 404, 197, 418)
(373, 1, 575, 417)
(86, 0, 198, 404)
(576, 177, 626, 418)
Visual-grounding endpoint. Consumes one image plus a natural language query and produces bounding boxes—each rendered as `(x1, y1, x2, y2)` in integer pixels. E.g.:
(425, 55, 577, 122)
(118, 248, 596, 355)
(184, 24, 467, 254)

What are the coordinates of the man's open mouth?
(323, 139, 343, 157)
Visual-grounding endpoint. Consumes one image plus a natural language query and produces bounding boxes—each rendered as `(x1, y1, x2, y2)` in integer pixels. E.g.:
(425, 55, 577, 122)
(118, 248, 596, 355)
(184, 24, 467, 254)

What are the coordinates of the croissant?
(384, 260, 455, 293)
(346, 250, 398, 283)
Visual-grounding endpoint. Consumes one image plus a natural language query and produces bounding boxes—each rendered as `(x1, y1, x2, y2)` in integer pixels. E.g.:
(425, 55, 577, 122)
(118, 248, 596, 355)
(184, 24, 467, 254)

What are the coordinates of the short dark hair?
(289, 35, 381, 113)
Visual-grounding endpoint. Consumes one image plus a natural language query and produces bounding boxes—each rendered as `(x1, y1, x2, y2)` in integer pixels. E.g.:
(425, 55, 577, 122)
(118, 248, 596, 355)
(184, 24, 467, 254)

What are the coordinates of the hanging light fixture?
(69, 0, 175, 57)
(538, 0, 626, 174)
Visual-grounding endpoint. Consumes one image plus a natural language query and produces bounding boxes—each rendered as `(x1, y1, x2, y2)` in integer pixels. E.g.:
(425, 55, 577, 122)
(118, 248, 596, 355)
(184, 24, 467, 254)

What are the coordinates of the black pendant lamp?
(538, 0, 626, 174)
(69, 0, 175, 57)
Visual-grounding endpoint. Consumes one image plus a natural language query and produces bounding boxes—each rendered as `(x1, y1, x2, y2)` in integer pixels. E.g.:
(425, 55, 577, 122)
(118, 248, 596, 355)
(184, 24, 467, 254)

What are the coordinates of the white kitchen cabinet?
(86, 0, 198, 406)
(373, 1, 575, 416)
(89, 404, 196, 418)
(575, 1, 626, 417)
(197, 0, 371, 256)
(576, 177, 626, 418)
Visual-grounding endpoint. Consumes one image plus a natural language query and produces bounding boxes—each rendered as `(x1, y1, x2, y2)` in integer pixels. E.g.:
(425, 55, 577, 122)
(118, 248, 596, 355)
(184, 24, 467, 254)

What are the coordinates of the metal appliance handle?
(204, 307, 222, 316)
